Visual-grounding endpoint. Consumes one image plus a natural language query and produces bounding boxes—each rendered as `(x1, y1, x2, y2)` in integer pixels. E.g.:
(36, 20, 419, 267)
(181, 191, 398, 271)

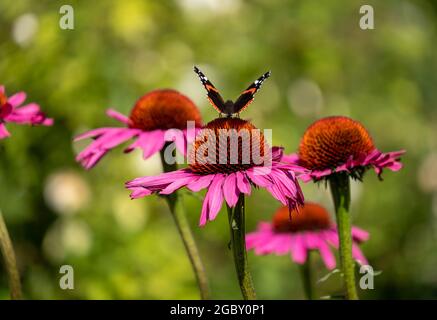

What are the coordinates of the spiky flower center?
(129, 89, 202, 131)
(272, 203, 331, 233)
(189, 118, 268, 174)
(298, 116, 375, 170)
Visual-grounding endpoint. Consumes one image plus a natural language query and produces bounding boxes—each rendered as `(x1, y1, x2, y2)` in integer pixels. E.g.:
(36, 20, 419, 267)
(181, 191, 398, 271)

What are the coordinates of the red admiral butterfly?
(194, 66, 271, 117)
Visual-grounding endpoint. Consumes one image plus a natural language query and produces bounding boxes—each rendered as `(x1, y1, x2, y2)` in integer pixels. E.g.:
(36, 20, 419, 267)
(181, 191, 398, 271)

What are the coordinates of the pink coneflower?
(126, 117, 306, 226)
(127, 116, 306, 300)
(0, 85, 53, 139)
(74, 89, 210, 299)
(246, 203, 369, 270)
(282, 116, 405, 182)
(283, 116, 404, 300)
(75, 89, 202, 169)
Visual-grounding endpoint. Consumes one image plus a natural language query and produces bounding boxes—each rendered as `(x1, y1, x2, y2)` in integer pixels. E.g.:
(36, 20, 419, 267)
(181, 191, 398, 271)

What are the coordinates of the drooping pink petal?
(186, 174, 215, 192)
(207, 174, 225, 222)
(290, 234, 307, 264)
(129, 187, 153, 199)
(74, 127, 117, 141)
(317, 237, 336, 270)
(0, 123, 11, 139)
(199, 174, 225, 226)
(106, 109, 131, 125)
(76, 128, 139, 169)
(352, 243, 368, 265)
(236, 171, 251, 195)
(246, 168, 272, 188)
(159, 175, 196, 194)
(126, 169, 193, 190)
(124, 130, 166, 159)
(223, 173, 239, 207)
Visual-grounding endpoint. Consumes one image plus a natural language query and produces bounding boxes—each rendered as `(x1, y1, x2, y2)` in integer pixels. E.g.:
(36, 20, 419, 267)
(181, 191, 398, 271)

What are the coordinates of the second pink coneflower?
(283, 116, 405, 300)
(75, 89, 202, 169)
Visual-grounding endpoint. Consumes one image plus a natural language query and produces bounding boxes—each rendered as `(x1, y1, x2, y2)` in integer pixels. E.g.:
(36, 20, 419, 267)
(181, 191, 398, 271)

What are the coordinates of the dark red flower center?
(0, 92, 11, 119)
(272, 203, 331, 233)
(129, 89, 202, 131)
(189, 118, 268, 174)
(298, 116, 375, 170)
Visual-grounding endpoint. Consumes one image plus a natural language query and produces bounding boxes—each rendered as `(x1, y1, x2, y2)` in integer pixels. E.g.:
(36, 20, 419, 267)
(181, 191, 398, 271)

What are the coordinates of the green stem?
(226, 195, 257, 300)
(329, 174, 358, 300)
(299, 252, 313, 300)
(159, 150, 210, 300)
(0, 210, 22, 300)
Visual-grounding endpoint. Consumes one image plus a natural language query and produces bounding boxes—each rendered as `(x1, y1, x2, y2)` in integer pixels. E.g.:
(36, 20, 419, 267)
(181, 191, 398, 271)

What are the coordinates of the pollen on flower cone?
(298, 116, 375, 170)
(129, 89, 202, 130)
(189, 118, 268, 174)
(273, 203, 331, 232)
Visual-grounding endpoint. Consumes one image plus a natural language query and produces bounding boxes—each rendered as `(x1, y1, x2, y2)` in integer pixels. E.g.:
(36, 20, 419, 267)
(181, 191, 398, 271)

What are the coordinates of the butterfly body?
(194, 66, 271, 117)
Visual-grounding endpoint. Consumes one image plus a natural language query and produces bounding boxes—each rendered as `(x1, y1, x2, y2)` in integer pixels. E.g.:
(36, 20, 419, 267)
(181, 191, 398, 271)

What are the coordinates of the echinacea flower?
(282, 116, 405, 182)
(283, 115, 404, 299)
(126, 117, 306, 226)
(0, 85, 53, 139)
(246, 202, 369, 270)
(75, 89, 202, 169)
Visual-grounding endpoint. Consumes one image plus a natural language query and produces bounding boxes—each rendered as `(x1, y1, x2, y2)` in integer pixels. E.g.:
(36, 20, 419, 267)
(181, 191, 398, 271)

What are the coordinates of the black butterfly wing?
(194, 66, 226, 113)
(233, 71, 271, 114)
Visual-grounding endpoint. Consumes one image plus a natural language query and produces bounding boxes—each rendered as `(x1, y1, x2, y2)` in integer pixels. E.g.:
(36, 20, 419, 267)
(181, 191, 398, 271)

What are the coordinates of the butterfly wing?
(194, 66, 226, 113)
(233, 71, 271, 114)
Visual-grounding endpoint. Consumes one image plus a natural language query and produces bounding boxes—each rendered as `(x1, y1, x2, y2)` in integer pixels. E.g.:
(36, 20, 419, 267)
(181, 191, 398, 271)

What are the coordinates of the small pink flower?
(0, 85, 53, 139)
(74, 89, 202, 169)
(246, 202, 369, 269)
(126, 117, 306, 226)
(281, 116, 405, 182)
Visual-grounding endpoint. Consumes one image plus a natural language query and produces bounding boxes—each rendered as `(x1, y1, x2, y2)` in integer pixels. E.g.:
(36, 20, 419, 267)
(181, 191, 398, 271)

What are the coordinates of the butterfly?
(194, 66, 271, 117)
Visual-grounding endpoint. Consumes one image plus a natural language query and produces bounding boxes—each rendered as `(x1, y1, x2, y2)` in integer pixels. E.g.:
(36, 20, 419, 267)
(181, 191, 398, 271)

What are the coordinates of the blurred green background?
(0, 0, 436, 299)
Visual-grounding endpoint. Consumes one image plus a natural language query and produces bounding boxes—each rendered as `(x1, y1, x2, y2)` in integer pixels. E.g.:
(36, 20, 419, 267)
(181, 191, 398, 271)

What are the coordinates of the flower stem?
(0, 209, 22, 300)
(159, 150, 210, 300)
(299, 252, 313, 300)
(226, 195, 257, 300)
(329, 173, 358, 300)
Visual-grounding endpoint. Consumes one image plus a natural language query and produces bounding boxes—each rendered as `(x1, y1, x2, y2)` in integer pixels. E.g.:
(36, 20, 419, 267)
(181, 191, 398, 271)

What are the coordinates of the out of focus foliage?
(0, 0, 436, 299)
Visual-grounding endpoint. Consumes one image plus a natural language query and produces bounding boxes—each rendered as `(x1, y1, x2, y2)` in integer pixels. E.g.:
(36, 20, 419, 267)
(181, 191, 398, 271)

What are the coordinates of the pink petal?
(186, 174, 215, 192)
(317, 237, 336, 270)
(290, 234, 307, 264)
(0, 123, 11, 139)
(236, 171, 251, 195)
(352, 243, 368, 265)
(74, 127, 119, 141)
(124, 130, 166, 159)
(199, 174, 225, 226)
(106, 109, 130, 125)
(159, 175, 195, 195)
(76, 128, 139, 169)
(223, 173, 239, 207)
(7, 92, 26, 107)
(352, 227, 370, 242)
